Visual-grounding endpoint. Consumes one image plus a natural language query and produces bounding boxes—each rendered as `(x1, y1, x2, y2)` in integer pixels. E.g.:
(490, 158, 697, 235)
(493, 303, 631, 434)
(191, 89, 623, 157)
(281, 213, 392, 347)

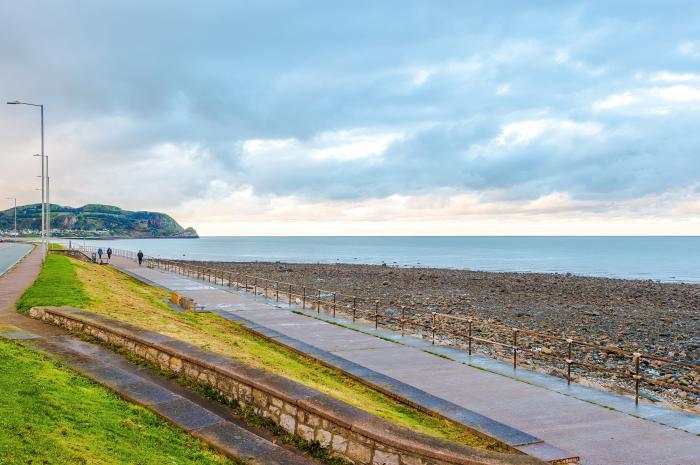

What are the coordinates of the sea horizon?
(59, 235, 700, 284)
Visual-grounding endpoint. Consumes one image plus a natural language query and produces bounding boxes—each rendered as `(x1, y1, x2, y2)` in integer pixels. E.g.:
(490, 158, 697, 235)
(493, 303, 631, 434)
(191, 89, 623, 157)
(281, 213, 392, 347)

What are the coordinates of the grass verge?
(0, 337, 238, 465)
(19, 256, 508, 452)
(16, 254, 91, 314)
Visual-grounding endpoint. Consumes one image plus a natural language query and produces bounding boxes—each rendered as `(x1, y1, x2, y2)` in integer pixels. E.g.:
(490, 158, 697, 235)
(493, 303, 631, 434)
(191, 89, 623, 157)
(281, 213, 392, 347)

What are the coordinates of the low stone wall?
(49, 249, 92, 262)
(30, 306, 543, 465)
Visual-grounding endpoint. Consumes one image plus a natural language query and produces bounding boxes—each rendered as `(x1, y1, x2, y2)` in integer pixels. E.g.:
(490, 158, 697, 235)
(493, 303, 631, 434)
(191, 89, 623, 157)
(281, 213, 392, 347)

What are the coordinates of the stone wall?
(49, 249, 93, 262)
(30, 306, 543, 465)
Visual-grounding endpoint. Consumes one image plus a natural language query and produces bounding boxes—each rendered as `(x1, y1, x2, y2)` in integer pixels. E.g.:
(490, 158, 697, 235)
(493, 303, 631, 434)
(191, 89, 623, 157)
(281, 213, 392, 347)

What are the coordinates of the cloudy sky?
(1, 1, 699, 235)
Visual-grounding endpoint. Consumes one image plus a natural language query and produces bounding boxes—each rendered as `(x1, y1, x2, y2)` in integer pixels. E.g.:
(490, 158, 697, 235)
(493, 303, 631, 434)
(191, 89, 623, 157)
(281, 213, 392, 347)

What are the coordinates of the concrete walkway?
(0, 247, 316, 465)
(111, 255, 700, 465)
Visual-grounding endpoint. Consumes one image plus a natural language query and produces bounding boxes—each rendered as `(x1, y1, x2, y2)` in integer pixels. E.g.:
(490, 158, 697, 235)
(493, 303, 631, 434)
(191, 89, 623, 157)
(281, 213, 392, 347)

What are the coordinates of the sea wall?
(29, 306, 543, 465)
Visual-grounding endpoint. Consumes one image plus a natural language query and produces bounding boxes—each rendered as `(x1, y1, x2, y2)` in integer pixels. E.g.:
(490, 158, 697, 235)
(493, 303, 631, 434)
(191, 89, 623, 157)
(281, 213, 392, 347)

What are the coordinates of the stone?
(283, 402, 298, 416)
(170, 357, 183, 373)
(316, 429, 332, 447)
(347, 441, 372, 463)
(158, 352, 171, 365)
(280, 413, 296, 434)
(253, 389, 269, 408)
(296, 423, 315, 442)
(306, 413, 321, 427)
(372, 450, 399, 465)
(398, 456, 423, 465)
(331, 434, 348, 453)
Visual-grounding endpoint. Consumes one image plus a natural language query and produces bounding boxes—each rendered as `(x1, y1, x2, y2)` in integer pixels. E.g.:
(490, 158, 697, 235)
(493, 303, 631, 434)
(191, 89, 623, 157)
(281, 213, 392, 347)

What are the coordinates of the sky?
(1, 1, 700, 235)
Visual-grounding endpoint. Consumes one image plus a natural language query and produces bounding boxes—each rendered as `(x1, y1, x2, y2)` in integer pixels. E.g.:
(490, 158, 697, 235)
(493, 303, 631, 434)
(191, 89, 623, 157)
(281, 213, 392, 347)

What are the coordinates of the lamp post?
(7, 101, 46, 259)
(46, 156, 50, 247)
(33, 154, 46, 258)
(5, 197, 17, 233)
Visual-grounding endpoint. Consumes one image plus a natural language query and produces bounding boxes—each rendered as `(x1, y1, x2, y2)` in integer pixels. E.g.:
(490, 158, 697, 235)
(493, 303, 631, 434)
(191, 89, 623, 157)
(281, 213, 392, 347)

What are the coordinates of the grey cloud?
(1, 1, 700, 210)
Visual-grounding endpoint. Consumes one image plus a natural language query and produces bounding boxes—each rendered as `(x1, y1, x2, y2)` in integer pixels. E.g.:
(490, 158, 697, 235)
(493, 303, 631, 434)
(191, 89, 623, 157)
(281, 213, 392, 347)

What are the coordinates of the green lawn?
(0, 338, 238, 465)
(16, 254, 91, 314)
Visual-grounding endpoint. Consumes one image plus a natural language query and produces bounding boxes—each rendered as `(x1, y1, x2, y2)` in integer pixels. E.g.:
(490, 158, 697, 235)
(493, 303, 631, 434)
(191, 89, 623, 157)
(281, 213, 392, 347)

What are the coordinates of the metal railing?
(73, 246, 699, 405)
(72, 244, 139, 262)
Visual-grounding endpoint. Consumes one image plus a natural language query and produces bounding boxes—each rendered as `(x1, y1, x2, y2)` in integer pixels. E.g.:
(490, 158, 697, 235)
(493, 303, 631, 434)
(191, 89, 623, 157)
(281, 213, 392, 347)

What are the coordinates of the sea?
(56, 236, 700, 284)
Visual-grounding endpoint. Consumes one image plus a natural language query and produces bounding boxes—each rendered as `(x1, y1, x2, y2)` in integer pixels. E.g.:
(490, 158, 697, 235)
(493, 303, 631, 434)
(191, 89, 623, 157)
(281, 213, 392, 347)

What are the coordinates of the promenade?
(111, 255, 700, 465)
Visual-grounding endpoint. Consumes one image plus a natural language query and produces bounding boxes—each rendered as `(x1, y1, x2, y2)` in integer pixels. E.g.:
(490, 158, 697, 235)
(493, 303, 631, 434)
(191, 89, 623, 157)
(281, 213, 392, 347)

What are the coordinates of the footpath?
(110, 255, 700, 465)
(0, 245, 316, 465)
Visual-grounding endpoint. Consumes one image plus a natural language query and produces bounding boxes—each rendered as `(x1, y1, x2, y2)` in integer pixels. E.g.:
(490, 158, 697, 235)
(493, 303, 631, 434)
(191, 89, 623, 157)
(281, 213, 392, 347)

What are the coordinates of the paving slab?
(151, 397, 226, 431)
(193, 422, 312, 465)
(119, 380, 180, 405)
(109, 256, 700, 465)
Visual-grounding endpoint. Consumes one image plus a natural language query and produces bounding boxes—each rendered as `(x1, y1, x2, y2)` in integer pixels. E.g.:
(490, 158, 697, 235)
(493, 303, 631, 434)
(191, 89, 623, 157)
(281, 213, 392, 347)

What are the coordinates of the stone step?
(28, 335, 317, 465)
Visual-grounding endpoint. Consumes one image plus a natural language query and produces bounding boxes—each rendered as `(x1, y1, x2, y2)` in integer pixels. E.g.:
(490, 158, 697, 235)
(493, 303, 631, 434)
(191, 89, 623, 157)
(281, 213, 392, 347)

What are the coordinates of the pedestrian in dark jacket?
(97, 248, 103, 260)
(107, 248, 112, 260)
(137, 250, 144, 266)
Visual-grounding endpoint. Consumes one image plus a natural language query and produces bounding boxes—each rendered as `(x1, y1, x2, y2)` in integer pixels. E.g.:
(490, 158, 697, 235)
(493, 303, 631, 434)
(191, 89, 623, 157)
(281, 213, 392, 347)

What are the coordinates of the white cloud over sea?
(1, 1, 700, 235)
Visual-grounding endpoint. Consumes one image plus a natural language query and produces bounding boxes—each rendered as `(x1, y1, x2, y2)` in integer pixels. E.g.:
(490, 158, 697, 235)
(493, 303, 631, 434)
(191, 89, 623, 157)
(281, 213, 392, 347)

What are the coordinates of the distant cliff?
(0, 203, 198, 238)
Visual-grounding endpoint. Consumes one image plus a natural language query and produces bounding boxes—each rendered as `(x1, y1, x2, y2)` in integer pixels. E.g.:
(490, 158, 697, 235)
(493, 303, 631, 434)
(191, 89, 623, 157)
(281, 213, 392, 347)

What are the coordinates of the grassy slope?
(0, 338, 237, 465)
(19, 254, 506, 451)
(16, 254, 91, 314)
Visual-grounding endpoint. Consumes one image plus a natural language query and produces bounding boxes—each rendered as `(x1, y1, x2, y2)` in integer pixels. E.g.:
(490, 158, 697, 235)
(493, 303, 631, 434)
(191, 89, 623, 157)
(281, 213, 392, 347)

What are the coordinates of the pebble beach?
(195, 259, 700, 409)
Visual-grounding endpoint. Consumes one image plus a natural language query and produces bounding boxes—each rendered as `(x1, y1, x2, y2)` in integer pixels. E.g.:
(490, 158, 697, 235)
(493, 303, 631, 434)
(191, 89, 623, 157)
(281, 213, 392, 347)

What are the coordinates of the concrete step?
(24, 334, 318, 465)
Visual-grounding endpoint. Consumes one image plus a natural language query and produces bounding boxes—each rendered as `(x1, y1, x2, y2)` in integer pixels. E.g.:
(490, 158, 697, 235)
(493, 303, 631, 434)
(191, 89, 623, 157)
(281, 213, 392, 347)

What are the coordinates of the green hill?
(0, 203, 198, 238)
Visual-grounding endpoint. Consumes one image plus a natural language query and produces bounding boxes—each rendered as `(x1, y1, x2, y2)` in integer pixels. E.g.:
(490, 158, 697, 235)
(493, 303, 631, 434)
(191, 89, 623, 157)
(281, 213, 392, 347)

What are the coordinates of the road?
(0, 242, 33, 276)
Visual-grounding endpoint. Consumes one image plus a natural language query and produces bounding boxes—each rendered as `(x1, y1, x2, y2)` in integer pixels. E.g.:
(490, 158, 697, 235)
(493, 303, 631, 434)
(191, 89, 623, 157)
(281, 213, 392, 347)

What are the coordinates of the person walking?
(137, 250, 144, 266)
(106, 247, 112, 260)
(97, 247, 103, 261)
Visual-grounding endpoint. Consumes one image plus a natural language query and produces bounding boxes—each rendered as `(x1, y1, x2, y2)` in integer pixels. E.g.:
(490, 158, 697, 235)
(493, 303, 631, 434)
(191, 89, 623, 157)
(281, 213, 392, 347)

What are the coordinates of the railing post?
(567, 338, 573, 385)
(228, 272, 232, 287)
(332, 293, 336, 318)
(374, 300, 379, 330)
(468, 319, 473, 356)
(431, 312, 436, 345)
(352, 297, 357, 323)
(512, 328, 519, 369)
(288, 284, 292, 305)
(264, 279, 268, 298)
(244, 276, 247, 292)
(276, 282, 279, 301)
(302, 287, 306, 309)
(634, 353, 641, 405)
(400, 306, 406, 336)
(317, 289, 321, 314)
(254, 278, 257, 296)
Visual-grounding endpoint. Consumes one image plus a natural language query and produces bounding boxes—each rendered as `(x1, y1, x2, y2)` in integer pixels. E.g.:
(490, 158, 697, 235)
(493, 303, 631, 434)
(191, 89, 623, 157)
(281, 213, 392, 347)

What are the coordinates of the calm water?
(60, 236, 700, 283)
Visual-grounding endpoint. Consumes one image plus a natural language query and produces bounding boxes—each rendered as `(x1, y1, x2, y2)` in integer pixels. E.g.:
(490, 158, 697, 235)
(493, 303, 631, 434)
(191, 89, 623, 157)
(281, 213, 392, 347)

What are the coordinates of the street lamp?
(33, 154, 46, 258)
(5, 197, 17, 233)
(8, 101, 46, 260)
(45, 155, 50, 246)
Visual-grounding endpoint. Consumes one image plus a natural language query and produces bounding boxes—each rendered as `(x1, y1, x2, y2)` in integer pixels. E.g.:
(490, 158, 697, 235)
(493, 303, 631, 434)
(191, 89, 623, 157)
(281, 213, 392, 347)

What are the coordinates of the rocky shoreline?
(193, 259, 700, 409)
